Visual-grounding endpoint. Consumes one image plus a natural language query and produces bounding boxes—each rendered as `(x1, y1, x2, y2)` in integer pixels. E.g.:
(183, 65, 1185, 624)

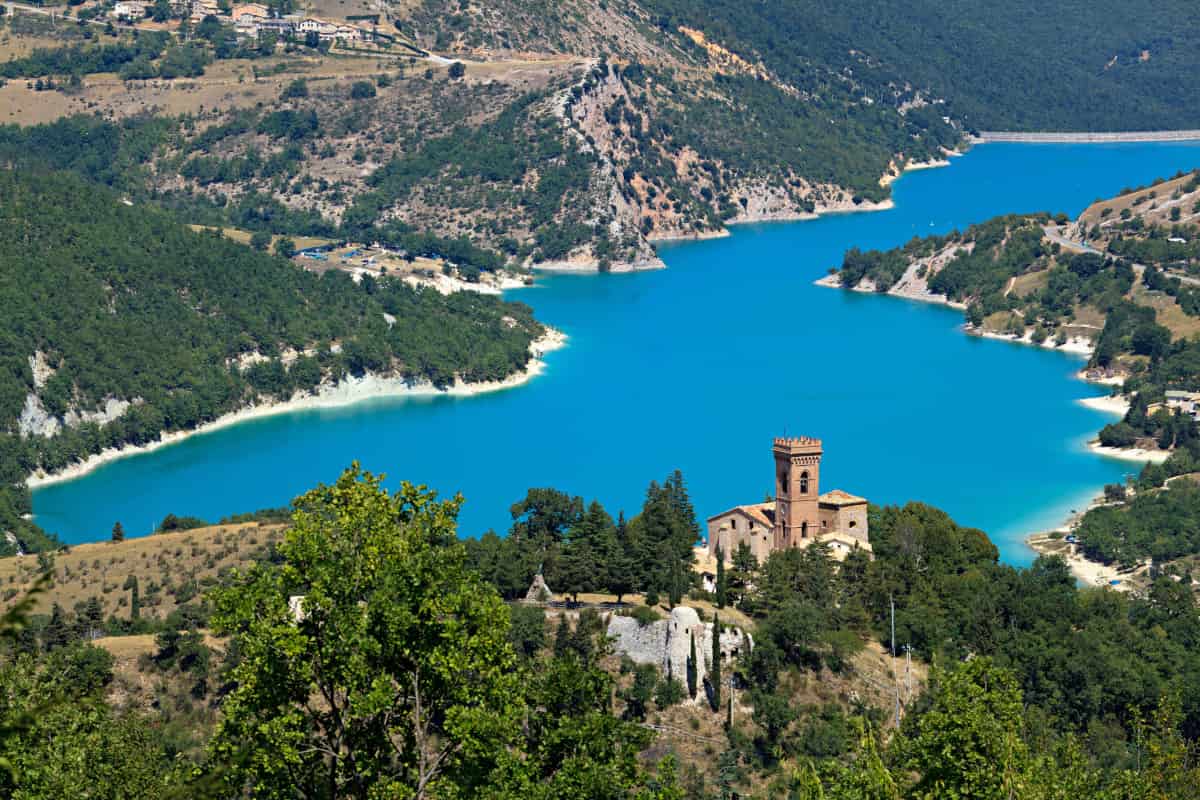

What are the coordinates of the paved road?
(977, 130, 1200, 144)
(1043, 225, 1103, 255)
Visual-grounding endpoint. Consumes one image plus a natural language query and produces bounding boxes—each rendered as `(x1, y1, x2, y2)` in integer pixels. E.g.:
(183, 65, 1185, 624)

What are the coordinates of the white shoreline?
(1087, 442, 1171, 464)
(27, 328, 567, 490)
(1078, 395, 1129, 416)
(965, 326, 1095, 356)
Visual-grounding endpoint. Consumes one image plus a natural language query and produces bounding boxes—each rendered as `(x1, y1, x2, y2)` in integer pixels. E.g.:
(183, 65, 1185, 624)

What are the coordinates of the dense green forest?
(640, 0, 1200, 131)
(0, 169, 545, 552)
(5, 466, 1200, 797)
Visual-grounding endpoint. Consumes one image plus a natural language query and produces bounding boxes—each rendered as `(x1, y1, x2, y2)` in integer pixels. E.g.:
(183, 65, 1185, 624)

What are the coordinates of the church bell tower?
(773, 436, 822, 549)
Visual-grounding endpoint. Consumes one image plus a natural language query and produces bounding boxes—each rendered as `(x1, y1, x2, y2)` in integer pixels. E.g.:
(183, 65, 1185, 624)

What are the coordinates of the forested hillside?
(5, 466, 1200, 797)
(0, 169, 544, 552)
(635, 0, 1200, 131)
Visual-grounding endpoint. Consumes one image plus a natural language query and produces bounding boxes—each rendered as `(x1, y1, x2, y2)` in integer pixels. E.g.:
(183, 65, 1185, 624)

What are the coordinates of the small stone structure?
(524, 573, 553, 602)
(607, 606, 750, 699)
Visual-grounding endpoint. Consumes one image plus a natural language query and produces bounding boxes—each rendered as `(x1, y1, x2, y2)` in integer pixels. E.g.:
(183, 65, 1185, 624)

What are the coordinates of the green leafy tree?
(248, 230, 271, 251)
(350, 80, 377, 99)
(208, 465, 522, 798)
(902, 657, 1028, 799)
(508, 604, 546, 659)
(272, 236, 296, 258)
(111, 520, 124, 542)
(751, 689, 795, 764)
(623, 663, 657, 720)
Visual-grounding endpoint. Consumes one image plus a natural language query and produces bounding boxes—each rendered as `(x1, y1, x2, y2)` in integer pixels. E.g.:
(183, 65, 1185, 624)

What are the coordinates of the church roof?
(818, 489, 868, 507)
(706, 502, 775, 527)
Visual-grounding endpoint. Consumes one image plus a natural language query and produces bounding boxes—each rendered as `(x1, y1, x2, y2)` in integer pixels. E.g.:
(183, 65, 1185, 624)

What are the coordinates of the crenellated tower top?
(773, 436, 823, 451)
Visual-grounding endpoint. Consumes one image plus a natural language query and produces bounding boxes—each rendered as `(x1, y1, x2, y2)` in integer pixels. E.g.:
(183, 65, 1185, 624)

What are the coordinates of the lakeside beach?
(26, 328, 567, 490)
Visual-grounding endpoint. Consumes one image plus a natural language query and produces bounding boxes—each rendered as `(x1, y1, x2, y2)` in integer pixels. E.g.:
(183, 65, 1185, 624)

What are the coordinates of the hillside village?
(107, 0, 392, 44)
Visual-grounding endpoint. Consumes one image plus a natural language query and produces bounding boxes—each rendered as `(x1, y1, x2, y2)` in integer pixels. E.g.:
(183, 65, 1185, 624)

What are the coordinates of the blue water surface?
(32, 142, 1200, 564)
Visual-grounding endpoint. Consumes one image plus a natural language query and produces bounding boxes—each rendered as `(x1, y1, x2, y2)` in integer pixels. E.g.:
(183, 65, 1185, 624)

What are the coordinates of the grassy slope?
(0, 522, 285, 618)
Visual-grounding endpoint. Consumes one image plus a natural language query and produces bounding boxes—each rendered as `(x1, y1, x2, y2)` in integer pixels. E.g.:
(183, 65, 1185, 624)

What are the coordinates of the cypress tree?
(669, 558, 683, 608)
(715, 546, 727, 608)
(111, 520, 125, 542)
(687, 631, 697, 698)
(711, 613, 722, 710)
(124, 574, 140, 620)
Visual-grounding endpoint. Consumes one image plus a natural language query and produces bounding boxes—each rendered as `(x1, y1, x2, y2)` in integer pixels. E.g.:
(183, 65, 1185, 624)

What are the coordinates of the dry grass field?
(0, 46, 429, 125)
(187, 224, 335, 252)
(0, 522, 285, 619)
(1008, 268, 1049, 299)
(1131, 282, 1200, 340)
(1079, 172, 1200, 229)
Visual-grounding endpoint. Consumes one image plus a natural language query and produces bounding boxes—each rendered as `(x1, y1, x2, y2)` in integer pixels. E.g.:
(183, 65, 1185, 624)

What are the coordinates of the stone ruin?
(606, 606, 750, 701)
(524, 573, 553, 602)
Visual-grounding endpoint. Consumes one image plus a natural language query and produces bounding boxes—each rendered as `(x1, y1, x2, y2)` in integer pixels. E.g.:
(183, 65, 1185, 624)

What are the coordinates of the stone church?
(706, 436, 870, 564)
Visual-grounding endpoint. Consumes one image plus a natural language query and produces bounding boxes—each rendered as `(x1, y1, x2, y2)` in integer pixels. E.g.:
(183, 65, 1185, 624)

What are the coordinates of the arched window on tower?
(779, 470, 789, 495)
(800, 471, 809, 494)
(801, 521, 808, 539)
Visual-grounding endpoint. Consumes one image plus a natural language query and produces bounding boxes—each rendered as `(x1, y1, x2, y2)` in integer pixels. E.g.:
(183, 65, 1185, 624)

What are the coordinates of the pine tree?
(111, 520, 125, 542)
(669, 558, 682, 608)
(687, 631, 697, 698)
(553, 614, 571, 658)
(715, 546, 727, 609)
(44, 602, 70, 651)
(559, 513, 600, 603)
(711, 613, 722, 710)
(605, 512, 637, 604)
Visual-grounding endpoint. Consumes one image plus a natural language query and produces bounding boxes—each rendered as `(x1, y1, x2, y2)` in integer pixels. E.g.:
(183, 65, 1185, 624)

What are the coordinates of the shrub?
(282, 78, 308, 99)
(627, 605, 661, 627)
(654, 676, 685, 709)
(349, 80, 376, 99)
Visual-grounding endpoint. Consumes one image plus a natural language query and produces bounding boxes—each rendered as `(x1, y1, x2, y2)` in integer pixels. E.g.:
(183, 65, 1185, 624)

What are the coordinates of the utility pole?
(890, 595, 899, 728)
(905, 644, 912, 705)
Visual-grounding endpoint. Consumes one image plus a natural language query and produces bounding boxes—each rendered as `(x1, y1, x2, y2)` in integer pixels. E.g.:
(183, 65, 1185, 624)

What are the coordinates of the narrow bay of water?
(32, 142, 1200, 564)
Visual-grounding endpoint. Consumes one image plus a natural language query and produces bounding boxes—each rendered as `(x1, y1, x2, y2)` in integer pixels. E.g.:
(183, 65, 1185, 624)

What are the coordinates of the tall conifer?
(711, 613, 722, 710)
(715, 546, 727, 608)
(687, 631, 697, 698)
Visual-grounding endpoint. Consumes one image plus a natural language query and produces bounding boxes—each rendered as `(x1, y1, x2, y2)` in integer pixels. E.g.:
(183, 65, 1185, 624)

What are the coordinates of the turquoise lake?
(32, 142, 1200, 564)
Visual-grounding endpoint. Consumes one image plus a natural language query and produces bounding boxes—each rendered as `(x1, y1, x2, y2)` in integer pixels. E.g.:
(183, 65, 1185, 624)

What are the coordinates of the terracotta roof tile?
(818, 489, 867, 507)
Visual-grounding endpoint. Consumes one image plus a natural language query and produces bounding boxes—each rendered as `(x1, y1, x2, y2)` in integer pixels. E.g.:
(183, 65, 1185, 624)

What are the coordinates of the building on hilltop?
(706, 436, 870, 563)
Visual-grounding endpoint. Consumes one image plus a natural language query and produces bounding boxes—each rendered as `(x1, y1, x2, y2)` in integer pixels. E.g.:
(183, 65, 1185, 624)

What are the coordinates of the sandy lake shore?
(1026, 492, 1145, 591)
(26, 328, 567, 489)
(1027, 528, 1128, 589)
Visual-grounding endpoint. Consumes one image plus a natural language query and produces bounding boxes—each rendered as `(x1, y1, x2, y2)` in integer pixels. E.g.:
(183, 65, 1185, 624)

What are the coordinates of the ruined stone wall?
(606, 606, 750, 701)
